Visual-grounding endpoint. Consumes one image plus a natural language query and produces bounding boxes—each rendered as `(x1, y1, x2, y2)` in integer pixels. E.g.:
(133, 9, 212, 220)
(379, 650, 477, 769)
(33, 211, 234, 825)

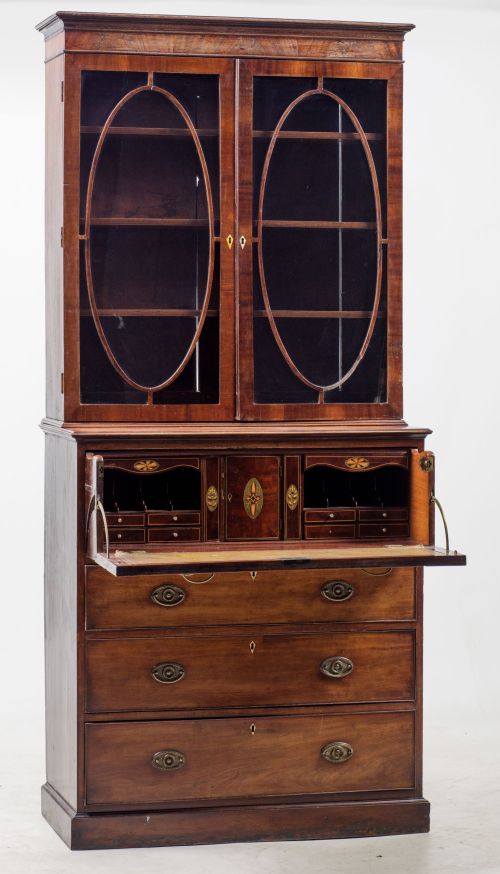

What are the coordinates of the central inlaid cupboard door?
(68, 55, 235, 421)
(236, 59, 402, 422)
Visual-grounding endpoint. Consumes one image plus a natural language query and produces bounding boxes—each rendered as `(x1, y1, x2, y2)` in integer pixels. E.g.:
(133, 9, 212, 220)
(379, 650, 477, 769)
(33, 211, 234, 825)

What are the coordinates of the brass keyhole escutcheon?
(250, 723, 256, 735)
(239, 235, 246, 249)
(226, 234, 234, 250)
(250, 571, 257, 581)
(249, 641, 256, 654)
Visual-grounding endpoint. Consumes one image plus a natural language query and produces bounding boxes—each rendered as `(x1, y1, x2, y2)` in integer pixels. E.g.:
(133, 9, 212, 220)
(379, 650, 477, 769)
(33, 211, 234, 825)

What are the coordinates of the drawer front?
(86, 566, 416, 629)
(148, 527, 200, 543)
(106, 513, 145, 527)
(148, 511, 200, 526)
(359, 509, 408, 522)
(304, 509, 356, 523)
(304, 524, 356, 540)
(359, 523, 409, 539)
(108, 527, 145, 545)
(85, 711, 415, 805)
(86, 631, 415, 713)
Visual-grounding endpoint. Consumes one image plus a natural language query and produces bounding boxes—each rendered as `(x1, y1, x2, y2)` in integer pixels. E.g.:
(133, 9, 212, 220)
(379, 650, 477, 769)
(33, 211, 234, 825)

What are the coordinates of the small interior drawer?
(304, 509, 356, 523)
(106, 513, 145, 527)
(359, 523, 409, 539)
(148, 511, 201, 526)
(108, 527, 145, 545)
(358, 509, 408, 522)
(85, 710, 416, 806)
(148, 527, 200, 543)
(304, 524, 356, 540)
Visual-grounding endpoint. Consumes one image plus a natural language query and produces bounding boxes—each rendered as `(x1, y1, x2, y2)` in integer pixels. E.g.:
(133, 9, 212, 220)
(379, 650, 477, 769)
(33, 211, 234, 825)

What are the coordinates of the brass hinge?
(61, 80, 64, 102)
(60, 226, 64, 248)
(60, 372, 64, 394)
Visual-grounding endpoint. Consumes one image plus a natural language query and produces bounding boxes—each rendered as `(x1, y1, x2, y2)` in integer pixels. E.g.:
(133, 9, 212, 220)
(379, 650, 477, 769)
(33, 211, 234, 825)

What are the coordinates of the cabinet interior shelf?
(86, 217, 210, 228)
(253, 130, 384, 141)
(259, 220, 377, 230)
(81, 308, 218, 318)
(81, 125, 218, 138)
(253, 310, 383, 319)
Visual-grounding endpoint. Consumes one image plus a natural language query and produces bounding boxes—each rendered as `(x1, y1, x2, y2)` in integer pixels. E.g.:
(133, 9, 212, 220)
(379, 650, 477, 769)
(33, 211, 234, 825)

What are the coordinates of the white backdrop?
(0, 0, 498, 864)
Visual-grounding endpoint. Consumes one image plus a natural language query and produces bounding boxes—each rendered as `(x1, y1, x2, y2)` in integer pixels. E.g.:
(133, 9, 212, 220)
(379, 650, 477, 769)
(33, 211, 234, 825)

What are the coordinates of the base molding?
(42, 784, 430, 851)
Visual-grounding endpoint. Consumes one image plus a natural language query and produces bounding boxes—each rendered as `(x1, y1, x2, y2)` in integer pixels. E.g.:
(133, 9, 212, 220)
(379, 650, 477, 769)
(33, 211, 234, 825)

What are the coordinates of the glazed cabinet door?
(236, 59, 402, 421)
(65, 55, 235, 421)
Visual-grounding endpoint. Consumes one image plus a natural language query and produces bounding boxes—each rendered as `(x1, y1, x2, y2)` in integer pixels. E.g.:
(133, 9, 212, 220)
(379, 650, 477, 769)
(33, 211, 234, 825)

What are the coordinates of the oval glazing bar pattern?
(257, 80, 383, 402)
(84, 77, 215, 394)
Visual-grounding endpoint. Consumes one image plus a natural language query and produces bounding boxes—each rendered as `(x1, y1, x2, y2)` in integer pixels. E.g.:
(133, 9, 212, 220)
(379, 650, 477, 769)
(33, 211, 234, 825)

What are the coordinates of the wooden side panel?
(410, 449, 434, 545)
(45, 55, 64, 421)
(45, 433, 78, 808)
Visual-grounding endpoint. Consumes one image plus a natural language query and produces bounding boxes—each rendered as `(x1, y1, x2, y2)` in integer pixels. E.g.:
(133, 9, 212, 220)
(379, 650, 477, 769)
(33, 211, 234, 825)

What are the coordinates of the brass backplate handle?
(152, 750, 185, 771)
(321, 741, 353, 764)
(321, 580, 354, 602)
(151, 584, 186, 607)
(151, 662, 185, 684)
(320, 656, 354, 679)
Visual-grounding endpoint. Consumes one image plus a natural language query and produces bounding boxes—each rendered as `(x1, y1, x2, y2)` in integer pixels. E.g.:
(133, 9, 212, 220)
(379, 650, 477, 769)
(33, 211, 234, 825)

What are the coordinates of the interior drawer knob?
(320, 656, 354, 678)
(151, 662, 185, 684)
(381, 527, 387, 533)
(152, 750, 185, 771)
(150, 584, 186, 608)
(321, 580, 354, 602)
(321, 741, 353, 764)
(118, 517, 123, 523)
(173, 531, 178, 538)
(329, 513, 335, 518)
(382, 512, 387, 518)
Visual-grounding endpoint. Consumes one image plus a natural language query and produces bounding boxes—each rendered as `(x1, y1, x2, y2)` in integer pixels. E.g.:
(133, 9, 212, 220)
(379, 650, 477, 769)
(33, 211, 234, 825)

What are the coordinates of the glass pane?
(252, 75, 387, 406)
(79, 70, 220, 404)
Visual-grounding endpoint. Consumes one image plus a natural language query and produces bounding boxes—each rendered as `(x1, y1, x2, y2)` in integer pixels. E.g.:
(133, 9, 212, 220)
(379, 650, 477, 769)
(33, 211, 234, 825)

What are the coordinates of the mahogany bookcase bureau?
(37, 11, 465, 850)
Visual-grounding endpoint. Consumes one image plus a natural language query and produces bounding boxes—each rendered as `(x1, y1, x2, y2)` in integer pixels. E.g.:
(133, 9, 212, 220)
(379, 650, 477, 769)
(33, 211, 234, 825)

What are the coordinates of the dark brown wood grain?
(41, 782, 429, 849)
(85, 630, 415, 713)
(85, 710, 415, 806)
(85, 565, 416, 629)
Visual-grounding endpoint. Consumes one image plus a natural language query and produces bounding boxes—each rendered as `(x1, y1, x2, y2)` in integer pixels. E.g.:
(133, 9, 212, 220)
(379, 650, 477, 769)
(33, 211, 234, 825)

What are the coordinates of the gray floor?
(1, 711, 499, 874)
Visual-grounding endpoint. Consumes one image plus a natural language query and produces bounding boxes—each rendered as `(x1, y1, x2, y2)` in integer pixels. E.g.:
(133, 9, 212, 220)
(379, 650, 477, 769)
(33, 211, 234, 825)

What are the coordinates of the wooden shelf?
(81, 308, 218, 318)
(81, 125, 218, 138)
(253, 130, 384, 141)
(254, 310, 383, 319)
(259, 220, 377, 230)
(87, 218, 210, 228)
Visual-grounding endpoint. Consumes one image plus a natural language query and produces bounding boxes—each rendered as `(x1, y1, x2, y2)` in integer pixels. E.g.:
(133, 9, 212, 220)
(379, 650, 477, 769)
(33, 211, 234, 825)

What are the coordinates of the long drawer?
(86, 630, 415, 712)
(85, 710, 415, 806)
(85, 566, 416, 629)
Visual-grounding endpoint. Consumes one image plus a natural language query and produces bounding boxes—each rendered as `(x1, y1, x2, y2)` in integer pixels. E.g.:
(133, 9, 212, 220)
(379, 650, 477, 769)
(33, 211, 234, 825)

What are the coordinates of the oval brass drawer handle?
(321, 741, 353, 764)
(152, 750, 185, 771)
(150, 584, 186, 607)
(151, 662, 185, 684)
(321, 580, 354, 602)
(320, 656, 353, 679)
